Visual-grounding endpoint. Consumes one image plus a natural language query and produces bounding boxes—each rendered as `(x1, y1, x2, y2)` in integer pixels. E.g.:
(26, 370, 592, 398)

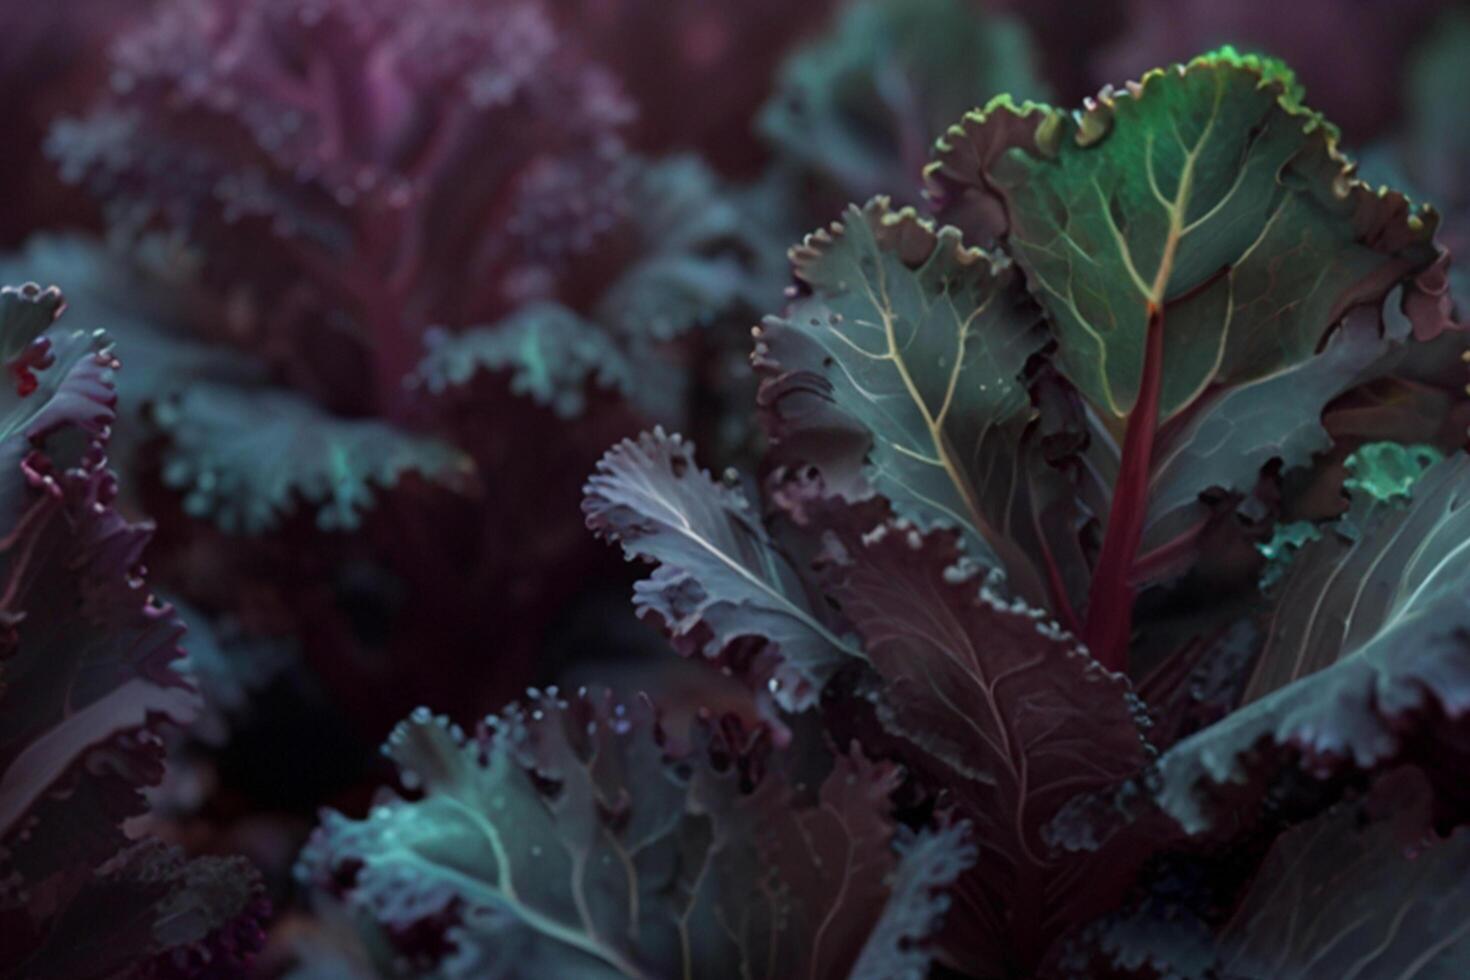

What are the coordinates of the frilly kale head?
(29, 16, 784, 532)
(3, 1, 800, 874)
(47, 0, 784, 431)
(571, 48, 1468, 976)
(48, 0, 635, 402)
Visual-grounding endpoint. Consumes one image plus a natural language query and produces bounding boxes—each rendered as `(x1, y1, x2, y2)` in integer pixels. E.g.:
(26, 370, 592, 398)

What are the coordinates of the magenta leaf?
(0, 281, 264, 977)
(820, 504, 1152, 974)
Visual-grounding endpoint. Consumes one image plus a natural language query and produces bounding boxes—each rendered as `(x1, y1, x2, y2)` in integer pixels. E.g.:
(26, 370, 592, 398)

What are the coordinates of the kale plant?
(0, 283, 264, 978)
(7, 0, 785, 775)
(303, 50, 1470, 978)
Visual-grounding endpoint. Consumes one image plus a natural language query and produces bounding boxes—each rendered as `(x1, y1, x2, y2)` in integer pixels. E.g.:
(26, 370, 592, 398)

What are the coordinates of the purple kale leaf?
(817, 507, 1153, 974)
(1082, 766, 1470, 979)
(1208, 766, 1470, 978)
(0, 282, 264, 978)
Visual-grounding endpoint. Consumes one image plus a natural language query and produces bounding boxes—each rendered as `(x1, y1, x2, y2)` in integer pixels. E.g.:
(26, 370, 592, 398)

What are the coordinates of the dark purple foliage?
(10, 0, 786, 820)
(6, 3, 1470, 979)
(51, 0, 635, 411)
(0, 283, 264, 978)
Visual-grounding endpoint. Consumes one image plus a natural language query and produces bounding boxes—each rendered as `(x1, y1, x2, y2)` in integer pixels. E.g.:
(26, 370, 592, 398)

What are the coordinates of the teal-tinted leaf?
(583, 429, 862, 710)
(1343, 440, 1444, 503)
(303, 696, 682, 980)
(413, 303, 634, 419)
(1243, 452, 1470, 704)
(2, 237, 468, 536)
(413, 157, 784, 429)
(760, 0, 1045, 202)
(927, 49, 1444, 422)
(0, 280, 67, 362)
(300, 689, 949, 980)
(1158, 452, 1470, 833)
(1062, 899, 1217, 980)
(154, 383, 474, 534)
(757, 199, 1087, 615)
(1256, 520, 1323, 589)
